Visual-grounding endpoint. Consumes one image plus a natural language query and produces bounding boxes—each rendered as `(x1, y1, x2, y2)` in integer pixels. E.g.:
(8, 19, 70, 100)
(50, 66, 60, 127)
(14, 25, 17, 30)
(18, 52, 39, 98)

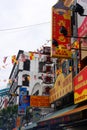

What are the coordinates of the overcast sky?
(0, 0, 57, 90)
(0, 0, 86, 90)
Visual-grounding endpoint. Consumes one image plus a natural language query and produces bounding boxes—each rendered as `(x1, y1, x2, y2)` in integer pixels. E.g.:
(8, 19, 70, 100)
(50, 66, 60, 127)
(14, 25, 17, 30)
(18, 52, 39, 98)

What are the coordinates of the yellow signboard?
(51, 47, 72, 58)
(49, 73, 73, 103)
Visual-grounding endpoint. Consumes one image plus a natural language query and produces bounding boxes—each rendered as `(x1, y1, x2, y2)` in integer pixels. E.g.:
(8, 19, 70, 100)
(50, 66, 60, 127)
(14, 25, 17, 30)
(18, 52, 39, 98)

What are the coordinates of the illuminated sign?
(74, 66, 87, 104)
(30, 96, 50, 107)
(49, 73, 73, 103)
(51, 0, 71, 58)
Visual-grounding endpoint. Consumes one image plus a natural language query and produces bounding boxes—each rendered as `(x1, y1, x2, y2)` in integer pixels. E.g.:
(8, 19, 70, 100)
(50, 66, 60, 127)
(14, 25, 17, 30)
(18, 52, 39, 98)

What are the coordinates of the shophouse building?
(8, 47, 58, 106)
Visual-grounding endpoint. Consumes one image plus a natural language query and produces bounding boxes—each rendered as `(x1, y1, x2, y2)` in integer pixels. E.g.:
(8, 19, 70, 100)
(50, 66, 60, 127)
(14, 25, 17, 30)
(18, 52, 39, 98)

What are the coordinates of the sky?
(0, 0, 58, 90)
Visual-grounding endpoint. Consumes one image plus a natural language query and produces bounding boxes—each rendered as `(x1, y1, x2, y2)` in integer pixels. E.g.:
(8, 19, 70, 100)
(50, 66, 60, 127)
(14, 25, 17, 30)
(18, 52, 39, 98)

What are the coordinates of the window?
(62, 61, 67, 76)
(39, 62, 45, 72)
(23, 59, 30, 71)
(22, 74, 30, 86)
(46, 56, 52, 63)
(33, 90, 39, 95)
(46, 66, 52, 73)
(43, 76, 53, 84)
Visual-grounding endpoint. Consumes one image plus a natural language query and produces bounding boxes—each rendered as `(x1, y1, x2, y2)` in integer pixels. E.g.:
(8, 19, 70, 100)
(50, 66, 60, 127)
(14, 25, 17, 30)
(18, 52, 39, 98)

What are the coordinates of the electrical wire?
(0, 21, 50, 32)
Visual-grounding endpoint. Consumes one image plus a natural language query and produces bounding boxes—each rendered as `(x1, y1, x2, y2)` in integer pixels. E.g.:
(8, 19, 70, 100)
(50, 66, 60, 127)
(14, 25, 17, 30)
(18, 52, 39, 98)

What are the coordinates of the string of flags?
(3, 52, 35, 64)
(0, 44, 48, 85)
(0, 42, 81, 85)
(0, 52, 36, 84)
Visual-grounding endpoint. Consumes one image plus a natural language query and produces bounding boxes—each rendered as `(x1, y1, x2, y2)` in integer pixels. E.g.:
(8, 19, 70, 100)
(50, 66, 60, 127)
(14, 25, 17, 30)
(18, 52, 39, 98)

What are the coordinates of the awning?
(38, 104, 78, 122)
(36, 104, 87, 130)
(21, 122, 37, 130)
(38, 105, 87, 126)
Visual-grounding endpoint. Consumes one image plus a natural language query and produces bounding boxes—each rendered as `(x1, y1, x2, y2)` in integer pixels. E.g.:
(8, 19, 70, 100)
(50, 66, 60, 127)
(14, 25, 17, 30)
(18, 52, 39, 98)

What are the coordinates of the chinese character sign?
(51, 0, 71, 58)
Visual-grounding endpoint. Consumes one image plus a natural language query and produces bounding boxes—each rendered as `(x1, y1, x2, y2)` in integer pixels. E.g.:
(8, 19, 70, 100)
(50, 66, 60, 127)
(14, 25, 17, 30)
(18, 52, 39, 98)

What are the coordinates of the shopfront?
(37, 105, 87, 130)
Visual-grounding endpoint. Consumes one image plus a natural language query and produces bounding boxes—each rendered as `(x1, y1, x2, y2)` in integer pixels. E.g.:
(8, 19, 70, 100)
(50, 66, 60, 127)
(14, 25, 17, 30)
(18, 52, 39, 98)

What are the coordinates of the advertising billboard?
(30, 96, 50, 107)
(51, 0, 71, 58)
(74, 66, 87, 104)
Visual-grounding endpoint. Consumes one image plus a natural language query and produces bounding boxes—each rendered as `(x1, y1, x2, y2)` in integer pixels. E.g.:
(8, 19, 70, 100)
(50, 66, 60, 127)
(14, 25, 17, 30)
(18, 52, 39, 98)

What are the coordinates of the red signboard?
(52, 8, 71, 46)
(51, 0, 71, 58)
(74, 66, 87, 104)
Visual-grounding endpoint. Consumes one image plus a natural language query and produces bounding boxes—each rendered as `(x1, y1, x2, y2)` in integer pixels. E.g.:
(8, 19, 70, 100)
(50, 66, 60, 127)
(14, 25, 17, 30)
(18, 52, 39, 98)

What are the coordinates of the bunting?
(0, 46, 48, 85)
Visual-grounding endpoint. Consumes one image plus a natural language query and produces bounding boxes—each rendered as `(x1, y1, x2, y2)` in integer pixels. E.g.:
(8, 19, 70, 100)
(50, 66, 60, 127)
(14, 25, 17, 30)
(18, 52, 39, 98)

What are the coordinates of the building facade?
(8, 47, 57, 106)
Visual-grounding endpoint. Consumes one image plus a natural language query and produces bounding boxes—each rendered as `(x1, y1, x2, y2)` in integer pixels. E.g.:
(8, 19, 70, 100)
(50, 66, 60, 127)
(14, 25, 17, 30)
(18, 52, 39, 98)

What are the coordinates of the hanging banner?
(51, 0, 71, 58)
(78, 17, 87, 59)
(74, 66, 87, 104)
(19, 87, 27, 106)
(18, 87, 29, 115)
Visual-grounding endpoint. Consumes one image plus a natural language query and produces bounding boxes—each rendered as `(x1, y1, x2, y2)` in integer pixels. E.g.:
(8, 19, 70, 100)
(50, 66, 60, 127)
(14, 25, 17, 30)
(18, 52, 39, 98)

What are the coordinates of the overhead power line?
(0, 21, 50, 32)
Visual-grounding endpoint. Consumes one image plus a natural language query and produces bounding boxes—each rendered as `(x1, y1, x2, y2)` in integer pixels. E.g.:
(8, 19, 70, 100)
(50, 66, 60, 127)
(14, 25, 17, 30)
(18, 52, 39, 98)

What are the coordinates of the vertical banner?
(78, 17, 87, 59)
(51, 0, 71, 58)
(18, 87, 30, 115)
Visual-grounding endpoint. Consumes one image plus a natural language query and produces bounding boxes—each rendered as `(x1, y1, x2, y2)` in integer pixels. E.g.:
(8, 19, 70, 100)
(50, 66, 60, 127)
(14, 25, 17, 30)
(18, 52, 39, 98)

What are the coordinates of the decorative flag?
(34, 75, 36, 80)
(9, 79, 12, 84)
(3, 57, 7, 63)
(72, 40, 79, 49)
(27, 76, 30, 81)
(22, 77, 25, 81)
(11, 55, 17, 64)
(29, 52, 35, 60)
(3, 79, 7, 82)
(21, 54, 26, 62)
(2, 65, 6, 69)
